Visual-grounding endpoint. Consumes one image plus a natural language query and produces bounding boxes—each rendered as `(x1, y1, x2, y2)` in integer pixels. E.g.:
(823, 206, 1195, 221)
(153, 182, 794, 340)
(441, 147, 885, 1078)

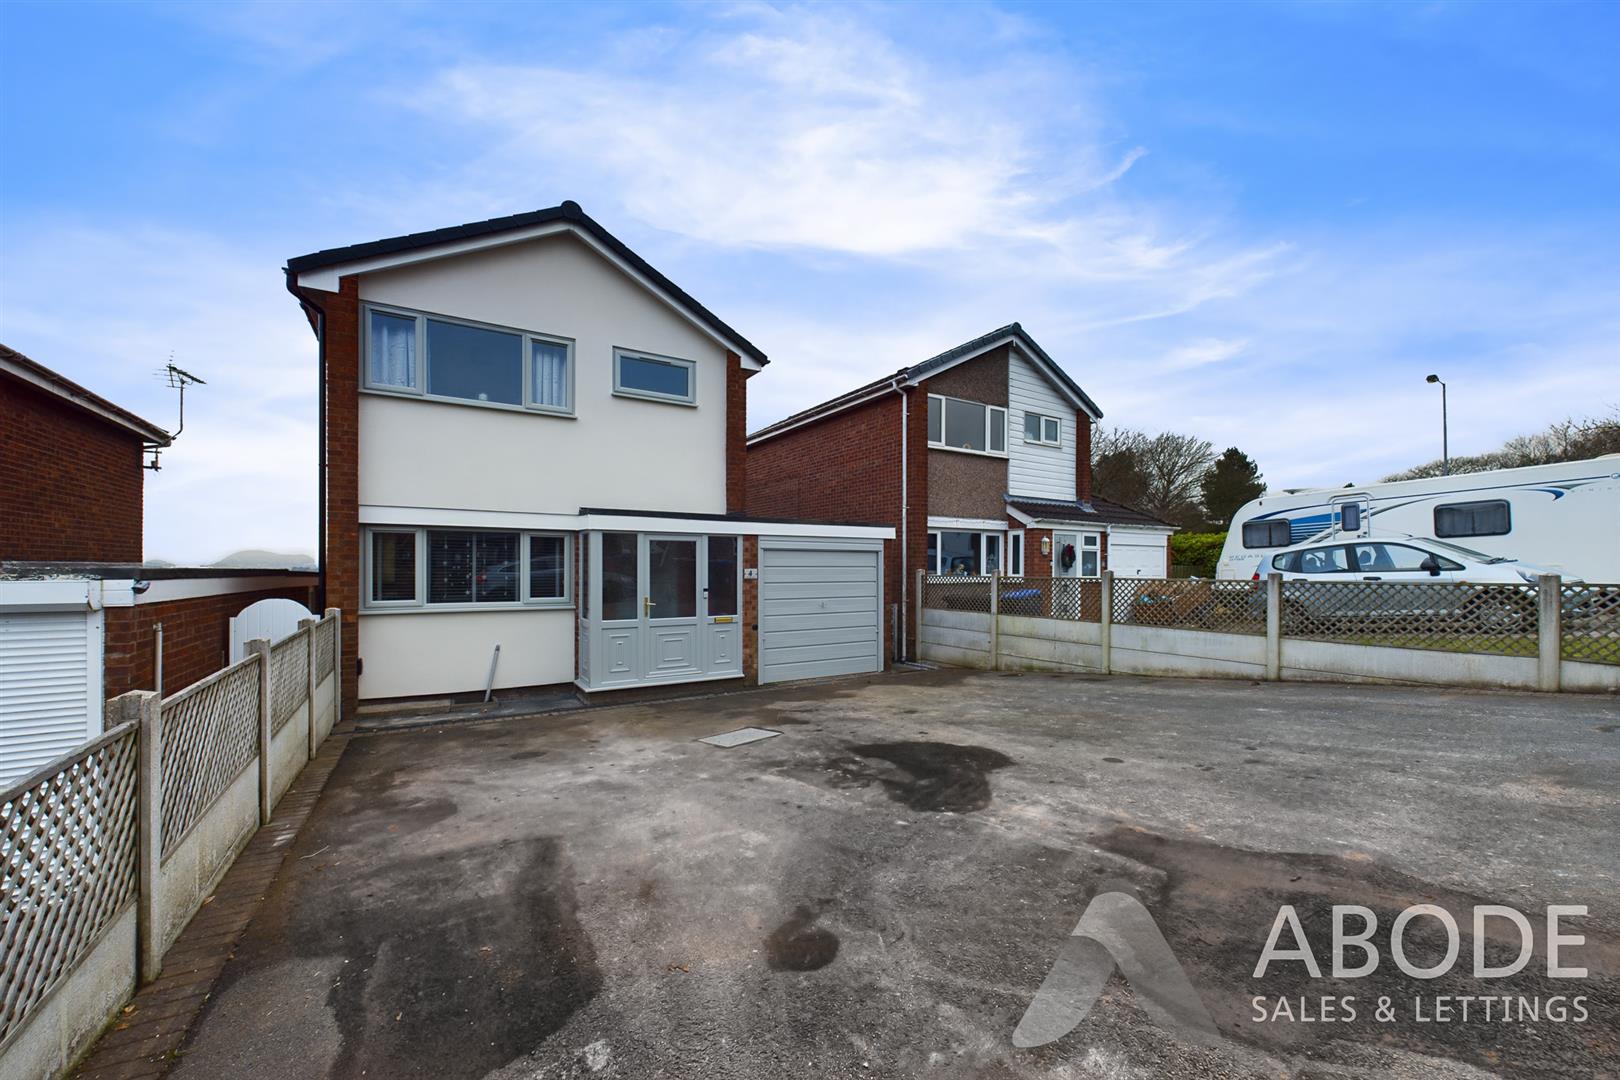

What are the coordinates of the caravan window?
(1241, 519, 1292, 548)
(1434, 500, 1511, 538)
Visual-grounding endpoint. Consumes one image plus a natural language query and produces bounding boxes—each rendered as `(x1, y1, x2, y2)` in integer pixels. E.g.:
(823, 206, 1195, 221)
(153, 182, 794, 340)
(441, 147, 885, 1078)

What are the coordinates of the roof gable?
(747, 322, 1101, 445)
(1, 344, 170, 444)
(286, 201, 767, 367)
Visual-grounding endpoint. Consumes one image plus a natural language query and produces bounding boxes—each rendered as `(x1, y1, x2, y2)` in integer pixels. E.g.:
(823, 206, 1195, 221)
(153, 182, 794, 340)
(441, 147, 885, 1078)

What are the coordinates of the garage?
(1106, 530, 1170, 578)
(0, 606, 103, 785)
(758, 540, 884, 684)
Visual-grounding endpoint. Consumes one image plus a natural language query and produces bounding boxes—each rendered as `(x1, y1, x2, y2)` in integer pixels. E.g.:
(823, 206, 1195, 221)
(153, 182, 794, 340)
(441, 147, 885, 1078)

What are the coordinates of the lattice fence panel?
(1280, 581, 1538, 657)
(1112, 578, 1266, 635)
(160, 658, 260, 854)
(1562, 583, 1620, 666)
(1, 724, 139, 1044)
(923, 575, 992, 614)
(315, 616, 337, 679)
(997, 577, 1102, 621)
(270, 630, 310, 732)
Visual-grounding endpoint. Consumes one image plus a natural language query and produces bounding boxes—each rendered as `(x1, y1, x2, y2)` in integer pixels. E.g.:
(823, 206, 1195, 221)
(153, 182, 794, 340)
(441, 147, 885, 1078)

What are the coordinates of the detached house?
(284, 202, 891, 714)
(746, 324, 1175, 657)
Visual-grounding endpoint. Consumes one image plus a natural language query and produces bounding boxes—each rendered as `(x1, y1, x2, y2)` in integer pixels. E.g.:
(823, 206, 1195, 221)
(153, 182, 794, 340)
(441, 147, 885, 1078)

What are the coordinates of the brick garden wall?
(1, 373, 146, 562)
(104, 581, 320, 699)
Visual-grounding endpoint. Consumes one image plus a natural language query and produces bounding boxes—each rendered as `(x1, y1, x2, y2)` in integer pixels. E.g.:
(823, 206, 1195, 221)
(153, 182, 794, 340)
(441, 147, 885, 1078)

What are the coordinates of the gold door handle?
(644, 597, 656, 617)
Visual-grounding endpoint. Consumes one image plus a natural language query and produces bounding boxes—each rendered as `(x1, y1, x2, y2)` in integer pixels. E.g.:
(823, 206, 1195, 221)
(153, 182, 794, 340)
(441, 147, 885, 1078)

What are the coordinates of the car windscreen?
(1425, 538, 1508, 564)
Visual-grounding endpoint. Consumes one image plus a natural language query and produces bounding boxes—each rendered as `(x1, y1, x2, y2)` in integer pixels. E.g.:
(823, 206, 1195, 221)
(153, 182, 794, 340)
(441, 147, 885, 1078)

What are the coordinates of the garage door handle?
(1362, 576, 1381, 581)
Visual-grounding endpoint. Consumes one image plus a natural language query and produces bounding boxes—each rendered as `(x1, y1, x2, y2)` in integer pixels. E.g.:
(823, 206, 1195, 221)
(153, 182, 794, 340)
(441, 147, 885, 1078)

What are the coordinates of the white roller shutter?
(0, 610, 102, 785)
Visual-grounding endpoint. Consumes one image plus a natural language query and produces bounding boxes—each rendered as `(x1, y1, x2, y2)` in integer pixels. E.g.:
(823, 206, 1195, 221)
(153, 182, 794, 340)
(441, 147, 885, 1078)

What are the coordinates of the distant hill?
(211, 549, 318, 570)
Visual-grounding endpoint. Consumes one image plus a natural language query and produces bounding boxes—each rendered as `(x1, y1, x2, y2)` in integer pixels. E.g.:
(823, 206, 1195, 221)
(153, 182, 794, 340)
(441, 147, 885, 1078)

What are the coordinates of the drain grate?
(699, 727, 783, 748)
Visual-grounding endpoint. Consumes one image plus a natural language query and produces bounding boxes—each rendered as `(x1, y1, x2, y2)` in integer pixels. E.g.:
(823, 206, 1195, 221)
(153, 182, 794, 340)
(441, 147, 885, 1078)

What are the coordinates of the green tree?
(1199, 447, 1266, 528)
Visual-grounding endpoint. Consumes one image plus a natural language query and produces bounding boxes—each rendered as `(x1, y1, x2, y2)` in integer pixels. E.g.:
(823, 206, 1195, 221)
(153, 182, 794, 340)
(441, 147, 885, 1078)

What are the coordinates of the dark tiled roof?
(0, 344, 170, 443)
(285, 201, 767, 366)
(748, 322, 1100, 442)
(1006, 494, 1175, 529)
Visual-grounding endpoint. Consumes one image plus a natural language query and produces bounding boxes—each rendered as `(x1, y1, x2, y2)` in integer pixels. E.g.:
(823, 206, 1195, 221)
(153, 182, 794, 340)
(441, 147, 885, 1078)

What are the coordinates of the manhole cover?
(699, 727, 782, 748)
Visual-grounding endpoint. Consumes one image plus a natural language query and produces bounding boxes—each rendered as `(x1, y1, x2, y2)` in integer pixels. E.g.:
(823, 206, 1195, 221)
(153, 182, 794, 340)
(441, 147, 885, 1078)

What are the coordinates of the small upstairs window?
(614, 349, 696, 404)
(1023, 412, 1061, 446)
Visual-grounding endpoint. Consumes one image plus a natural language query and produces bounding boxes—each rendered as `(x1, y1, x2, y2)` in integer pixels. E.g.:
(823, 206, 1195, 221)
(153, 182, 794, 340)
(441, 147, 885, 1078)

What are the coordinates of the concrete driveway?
(173, 670, 1618, 1080)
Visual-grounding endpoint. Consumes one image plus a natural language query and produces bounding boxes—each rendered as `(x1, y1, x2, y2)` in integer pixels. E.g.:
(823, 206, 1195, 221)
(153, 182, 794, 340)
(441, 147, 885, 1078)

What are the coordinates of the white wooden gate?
(228, 597, 314, 663)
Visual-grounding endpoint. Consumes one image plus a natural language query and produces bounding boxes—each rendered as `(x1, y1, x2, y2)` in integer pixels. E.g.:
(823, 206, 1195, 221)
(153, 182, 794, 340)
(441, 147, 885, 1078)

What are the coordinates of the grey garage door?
(758, 545, 882, 684)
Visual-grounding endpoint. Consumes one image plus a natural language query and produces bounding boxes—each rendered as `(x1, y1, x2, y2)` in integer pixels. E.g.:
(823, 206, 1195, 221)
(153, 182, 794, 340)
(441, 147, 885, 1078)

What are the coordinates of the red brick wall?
(297, 277, 361, 720)
(104, 582, 319, 699)
(746, 390, 909, 662)
(726, 354, 752, 514)
(1, 373, 145, 561)
(742, 536, 759, 683)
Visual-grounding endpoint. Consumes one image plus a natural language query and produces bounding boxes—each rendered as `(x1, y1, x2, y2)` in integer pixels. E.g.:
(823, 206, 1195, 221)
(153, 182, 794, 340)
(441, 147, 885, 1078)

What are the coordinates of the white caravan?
(1215, 455, 1620, 581)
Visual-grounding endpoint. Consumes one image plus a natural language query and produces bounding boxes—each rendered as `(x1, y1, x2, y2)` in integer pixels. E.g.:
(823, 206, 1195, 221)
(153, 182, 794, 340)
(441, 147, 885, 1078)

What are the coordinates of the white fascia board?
(0, 578, 94, 612)
(1005, 506, 1037, 526)
(926, 516, 1009, 530)
(297, 223, 765, 371)
(360, 504, 584, 532)
(134, 575, 318, 605)
(577, 513, 892, 540)
(1104, 524, 1177, 536)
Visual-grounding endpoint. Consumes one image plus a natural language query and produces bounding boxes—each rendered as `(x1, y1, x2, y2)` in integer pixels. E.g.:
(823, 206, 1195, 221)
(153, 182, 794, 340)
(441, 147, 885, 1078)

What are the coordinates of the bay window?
(362, 304, 574, 415)
(363, 528, 572, 609)
(927, 394, 1007, 456)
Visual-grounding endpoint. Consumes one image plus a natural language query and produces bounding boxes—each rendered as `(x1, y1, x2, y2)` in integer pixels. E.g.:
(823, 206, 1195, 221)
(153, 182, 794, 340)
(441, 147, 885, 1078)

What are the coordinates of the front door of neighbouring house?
(586, 532, 744, 689)
(1054, 531, 1079, 576)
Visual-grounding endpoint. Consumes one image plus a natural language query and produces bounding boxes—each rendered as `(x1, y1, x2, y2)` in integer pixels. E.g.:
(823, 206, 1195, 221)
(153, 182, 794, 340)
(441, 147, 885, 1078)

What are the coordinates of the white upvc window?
(613, 348, 697, 405)
(927, 530, 1006, 575)
(1023, 411, 1061, 446)
(363, 527, 573, 611)
(1008, 530, 1025, 576)
(926, 394, 1007, 456)
(361, 303, 575, 416)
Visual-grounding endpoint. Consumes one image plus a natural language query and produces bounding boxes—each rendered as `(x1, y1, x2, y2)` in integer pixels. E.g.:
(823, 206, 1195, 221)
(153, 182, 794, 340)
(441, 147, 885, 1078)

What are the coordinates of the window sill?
(360, 386, 577, 418)
(361, 601, 574, 615)
(1021, 438, 1062, 448)
(611, 389, 698, 408)
(927, 443, 1008, 460)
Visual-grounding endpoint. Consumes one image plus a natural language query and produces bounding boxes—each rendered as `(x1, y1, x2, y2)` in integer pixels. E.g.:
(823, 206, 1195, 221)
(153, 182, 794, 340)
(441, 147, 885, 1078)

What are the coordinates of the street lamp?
(1425, 374, 1448, 476)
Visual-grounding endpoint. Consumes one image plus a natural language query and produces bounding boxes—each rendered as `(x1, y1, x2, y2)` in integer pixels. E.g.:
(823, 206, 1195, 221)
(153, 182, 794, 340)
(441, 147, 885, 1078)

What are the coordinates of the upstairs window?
(1023, 412, 1061, 446)
(362, 304, 573, 414)
(1434, 500, 1511, 538)
(1242, 519, 1292, 548)
(614, 349, 696, 404)
(927, 394, 1007, 456)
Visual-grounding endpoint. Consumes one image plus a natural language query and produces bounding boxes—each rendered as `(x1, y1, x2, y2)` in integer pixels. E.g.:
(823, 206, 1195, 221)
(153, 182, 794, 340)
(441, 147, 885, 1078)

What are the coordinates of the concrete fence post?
(326, 608, 342, 730)
(248, 638, 273, 824)
(1537, 574, 1562, 693)
(152, 622, 163, 699)
(915, 570, 925, 659)
(989, 572, 1001, 671)
(1099, 571, 1114, 674)
(116, 689, 164, 984)
(1265, 573, 1283, 681)
(300, 618, 318, 760)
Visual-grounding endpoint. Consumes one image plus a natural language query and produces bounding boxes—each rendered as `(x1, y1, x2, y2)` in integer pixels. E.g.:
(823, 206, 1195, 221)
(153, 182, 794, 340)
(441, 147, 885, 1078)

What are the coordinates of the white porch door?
(595, 533, 738, 686)
(644, 535, 702, 679)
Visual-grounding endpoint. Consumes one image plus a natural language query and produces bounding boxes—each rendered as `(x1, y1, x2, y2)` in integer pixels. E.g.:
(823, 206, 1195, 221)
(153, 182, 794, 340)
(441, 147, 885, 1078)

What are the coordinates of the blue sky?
(3, 0, 1616, 563)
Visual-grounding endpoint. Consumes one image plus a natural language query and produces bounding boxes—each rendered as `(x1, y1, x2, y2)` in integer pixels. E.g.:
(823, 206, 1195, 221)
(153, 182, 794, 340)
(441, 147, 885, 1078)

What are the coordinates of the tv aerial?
(146, 358, 206, 471)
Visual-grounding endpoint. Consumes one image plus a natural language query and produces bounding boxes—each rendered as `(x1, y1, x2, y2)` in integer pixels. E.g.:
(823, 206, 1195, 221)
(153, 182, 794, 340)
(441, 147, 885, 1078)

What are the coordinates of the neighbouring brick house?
(1, 345, 317, 783)
(746, 324, 1176, 657)
(283, 201, 891, 714)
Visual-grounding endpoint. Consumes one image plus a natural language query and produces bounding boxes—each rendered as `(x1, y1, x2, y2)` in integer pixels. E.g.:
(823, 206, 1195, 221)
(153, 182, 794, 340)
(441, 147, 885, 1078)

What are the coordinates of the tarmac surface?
(171, 669, 1619, 1079)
